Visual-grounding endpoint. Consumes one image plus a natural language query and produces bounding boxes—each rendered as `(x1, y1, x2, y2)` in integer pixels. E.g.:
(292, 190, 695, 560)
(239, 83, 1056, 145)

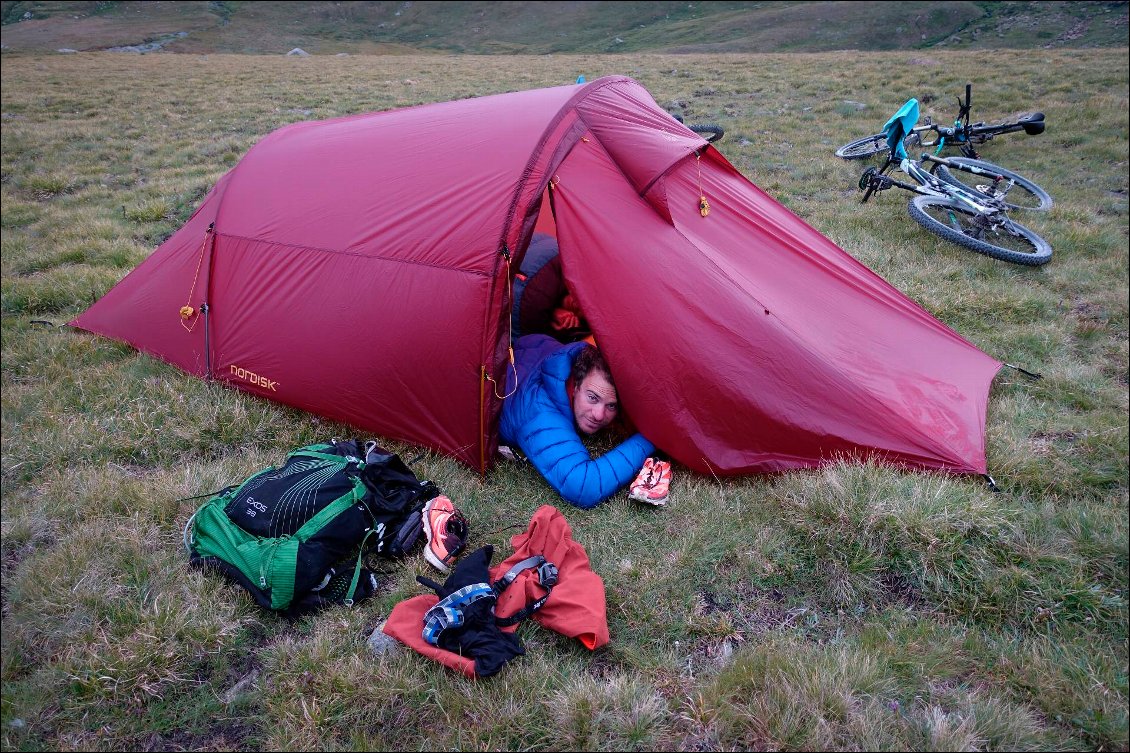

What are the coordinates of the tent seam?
(214, 233, 491, 277)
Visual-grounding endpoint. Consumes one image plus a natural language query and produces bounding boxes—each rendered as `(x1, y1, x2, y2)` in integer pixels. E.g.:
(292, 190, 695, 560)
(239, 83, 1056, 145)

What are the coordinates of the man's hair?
(571, 345, 615, 390)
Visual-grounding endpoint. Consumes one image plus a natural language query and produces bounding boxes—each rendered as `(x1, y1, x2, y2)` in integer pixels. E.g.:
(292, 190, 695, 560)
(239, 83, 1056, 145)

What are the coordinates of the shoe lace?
(642, 460, 668, 488)
(445, 509, 469, 536)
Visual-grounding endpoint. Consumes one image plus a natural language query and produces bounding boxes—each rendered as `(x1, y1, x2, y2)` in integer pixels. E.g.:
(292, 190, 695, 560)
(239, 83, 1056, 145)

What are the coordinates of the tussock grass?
(2, 49, 1127, 751)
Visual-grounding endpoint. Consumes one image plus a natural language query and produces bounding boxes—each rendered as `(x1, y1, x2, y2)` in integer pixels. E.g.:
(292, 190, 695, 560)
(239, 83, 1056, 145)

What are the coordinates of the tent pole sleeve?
(202, 223, 218, 379)
(479, 364, 488, 473)
(202, 303, 212, 378)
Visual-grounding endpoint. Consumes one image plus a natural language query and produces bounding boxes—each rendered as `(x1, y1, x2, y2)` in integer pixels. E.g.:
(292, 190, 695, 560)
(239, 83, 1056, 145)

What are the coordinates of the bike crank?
(858, 166, 894, 203)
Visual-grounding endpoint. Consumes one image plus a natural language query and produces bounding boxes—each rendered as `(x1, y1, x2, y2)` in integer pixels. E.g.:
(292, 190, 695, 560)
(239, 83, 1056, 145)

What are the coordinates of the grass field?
(1, 48, 1127, 751)
(1, 1, 1127, 54)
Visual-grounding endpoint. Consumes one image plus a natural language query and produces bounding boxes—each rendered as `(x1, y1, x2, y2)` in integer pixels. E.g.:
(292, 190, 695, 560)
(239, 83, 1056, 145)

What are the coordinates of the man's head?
(570, 346, 619, 435)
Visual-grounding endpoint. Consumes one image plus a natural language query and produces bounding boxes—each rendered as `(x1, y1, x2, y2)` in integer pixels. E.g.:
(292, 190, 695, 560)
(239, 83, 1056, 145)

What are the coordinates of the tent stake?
(1004, 363, 1042, 380)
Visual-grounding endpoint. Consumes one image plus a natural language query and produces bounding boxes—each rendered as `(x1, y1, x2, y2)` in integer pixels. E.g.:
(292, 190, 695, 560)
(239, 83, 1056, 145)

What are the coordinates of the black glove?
(417, 545, 525, 677)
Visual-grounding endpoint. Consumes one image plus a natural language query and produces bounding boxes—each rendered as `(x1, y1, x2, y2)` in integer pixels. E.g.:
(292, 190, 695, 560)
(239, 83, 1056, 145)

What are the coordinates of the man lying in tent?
(501, 241, 671, 509)
(500, 334, 671, 508)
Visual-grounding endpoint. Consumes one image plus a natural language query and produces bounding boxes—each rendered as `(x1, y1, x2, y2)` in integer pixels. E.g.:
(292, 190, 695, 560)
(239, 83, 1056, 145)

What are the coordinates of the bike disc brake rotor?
(967, 213, 1032, 253)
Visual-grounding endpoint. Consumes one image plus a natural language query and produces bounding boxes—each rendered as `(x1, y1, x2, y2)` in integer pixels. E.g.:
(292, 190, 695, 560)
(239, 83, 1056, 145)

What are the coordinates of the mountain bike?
(836, 84, 1045, 161)
(856, 99, 1053, 266)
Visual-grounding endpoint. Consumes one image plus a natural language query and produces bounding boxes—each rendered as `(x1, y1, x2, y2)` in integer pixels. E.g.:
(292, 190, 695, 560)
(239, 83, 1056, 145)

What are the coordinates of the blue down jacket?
(500, 335, 654, 509)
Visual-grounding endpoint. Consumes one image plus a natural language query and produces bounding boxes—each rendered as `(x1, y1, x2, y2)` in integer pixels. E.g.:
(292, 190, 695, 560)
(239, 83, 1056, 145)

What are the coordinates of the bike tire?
(835, 132, 889, 160)
(933, 157, 1053, 211)
(688, 123, 724, 143)
(907, 195, 1052, 266)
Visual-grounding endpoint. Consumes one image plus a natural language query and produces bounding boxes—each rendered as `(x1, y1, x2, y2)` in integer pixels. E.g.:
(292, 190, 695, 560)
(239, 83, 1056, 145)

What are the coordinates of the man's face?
(572, 370, 619, 435)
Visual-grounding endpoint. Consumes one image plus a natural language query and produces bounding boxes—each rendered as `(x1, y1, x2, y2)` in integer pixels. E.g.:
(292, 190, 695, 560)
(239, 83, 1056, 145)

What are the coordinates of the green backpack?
(186, 439, 437, 615)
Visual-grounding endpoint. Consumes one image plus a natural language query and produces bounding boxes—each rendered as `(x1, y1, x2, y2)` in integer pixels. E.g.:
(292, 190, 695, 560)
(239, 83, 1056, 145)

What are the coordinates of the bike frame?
(864, 153, 1011, 220)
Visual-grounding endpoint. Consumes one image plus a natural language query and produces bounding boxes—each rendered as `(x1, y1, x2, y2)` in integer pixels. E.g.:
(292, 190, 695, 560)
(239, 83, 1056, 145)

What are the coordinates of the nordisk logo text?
(230, 365, 279, 392)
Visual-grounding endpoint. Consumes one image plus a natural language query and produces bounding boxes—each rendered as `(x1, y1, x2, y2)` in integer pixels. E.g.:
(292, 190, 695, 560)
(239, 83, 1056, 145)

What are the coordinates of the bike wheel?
(933, 157, 1053, 211)
(835, 132, 889, 160)
(907, 195, 1052, 266)
(688, 123, 724, 143)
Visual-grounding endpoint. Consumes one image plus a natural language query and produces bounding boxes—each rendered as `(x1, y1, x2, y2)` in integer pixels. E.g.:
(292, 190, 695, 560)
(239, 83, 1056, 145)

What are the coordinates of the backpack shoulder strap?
(492, 555, 559, 627)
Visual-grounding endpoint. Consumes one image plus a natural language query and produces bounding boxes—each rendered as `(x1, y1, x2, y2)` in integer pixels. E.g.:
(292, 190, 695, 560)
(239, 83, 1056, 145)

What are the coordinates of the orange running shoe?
(629, 458, 672, 506)
(422, 495, 469, 573)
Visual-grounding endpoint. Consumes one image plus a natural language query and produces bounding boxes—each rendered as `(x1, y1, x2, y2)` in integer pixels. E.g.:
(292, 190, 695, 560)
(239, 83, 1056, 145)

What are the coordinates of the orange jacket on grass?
(383, 504, 609, 677)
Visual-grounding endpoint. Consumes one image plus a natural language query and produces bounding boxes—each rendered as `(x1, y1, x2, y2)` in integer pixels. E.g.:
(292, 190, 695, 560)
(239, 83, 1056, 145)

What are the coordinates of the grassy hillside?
(1, 48, 1127, 751)
(1, 0, 1127, 54)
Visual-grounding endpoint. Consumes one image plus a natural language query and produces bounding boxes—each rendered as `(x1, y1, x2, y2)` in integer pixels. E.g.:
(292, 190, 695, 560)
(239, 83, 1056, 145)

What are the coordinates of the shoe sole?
(629, 489, 668, 506)
(423, 546, 450, 573)
(422, 496, 451, 573)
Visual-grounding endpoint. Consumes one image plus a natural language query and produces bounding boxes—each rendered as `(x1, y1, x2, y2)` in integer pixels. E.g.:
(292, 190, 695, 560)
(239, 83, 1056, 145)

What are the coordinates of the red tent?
(70, 76, 1001, 476)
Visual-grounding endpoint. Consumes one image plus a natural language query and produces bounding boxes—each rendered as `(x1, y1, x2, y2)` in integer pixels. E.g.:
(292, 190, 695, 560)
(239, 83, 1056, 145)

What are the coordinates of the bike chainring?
(858, 166, 880, 192)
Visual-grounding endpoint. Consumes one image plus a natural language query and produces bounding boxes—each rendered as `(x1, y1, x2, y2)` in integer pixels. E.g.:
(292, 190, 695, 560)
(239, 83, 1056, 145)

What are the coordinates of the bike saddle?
(1017, 112, 1046, 135)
